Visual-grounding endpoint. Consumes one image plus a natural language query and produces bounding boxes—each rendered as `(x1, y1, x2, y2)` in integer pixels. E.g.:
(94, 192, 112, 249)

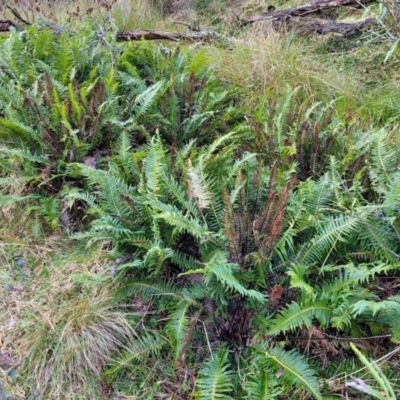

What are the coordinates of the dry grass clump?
(210, 24, 360, 111)
(111, 0, 174, 31)
(0, 0, 172, 30)
(0, 241, 133, 399)
(0, 0, 116, 24)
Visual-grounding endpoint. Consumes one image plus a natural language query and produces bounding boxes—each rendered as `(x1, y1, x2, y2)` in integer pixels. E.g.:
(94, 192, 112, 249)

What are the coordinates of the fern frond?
(268, 301, 332, 335)
(166, 300, 191, 362)
(104, 331, 166, 379)
(195, 349, 235, 400)
(298, 215, 361, 265)
(244, 356, 281, 399)
(162, 176, 199, 217)
(155, 210, 210, 239)
(352, 300, 400, 317)
(0, 194, 38, 207)
(134, 79, 165, 119)
(371, 130, 397, 182)
(117, 280, 179, 301)
(144, 136, 167, 201)
(187, 158, 213, 211)
(264, 346, 322, 400)
(196, 251, 265, 302)
(357, 215, 399, 262)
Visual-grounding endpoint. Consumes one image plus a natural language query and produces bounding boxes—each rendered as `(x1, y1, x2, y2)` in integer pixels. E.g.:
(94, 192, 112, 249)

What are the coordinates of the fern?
(298, 214, 362, 266)
(195, 349, 235, 400)
(104, 332, 166, 381)
(243, 355, 281, 399)
(117, 280, 179, 301)
(264, 346, 322, 400)
(166, 300, 191, 362)
(187, 158, 214, 211)
(268, 301, 332, 335)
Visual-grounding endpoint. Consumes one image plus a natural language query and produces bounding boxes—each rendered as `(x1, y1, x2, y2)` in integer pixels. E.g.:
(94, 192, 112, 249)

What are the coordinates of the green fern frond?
(244, 356, 281, 399)
(104, 332, 166, 380)
(264, 346, 322, 400)
(370, 130, 398, 182)
(134, 80, 165, 119)
(195, 349, 235, 400)
(268, 301, 332, 335)
(117, 280, 179, 301)
(155, 210, 210, 239)
(162, 176, 200, 217)
(352, 300, 400, 317)
(166, 300, 191, 362)
(192, 251, 265, 302)
(357, 216, 399, 262)
(144, 136, 167, 201)
(331, 302, 353, 329)
(0, 119, 43, 150)
(0, 194, 38, 207)
(299, 215, 361, 265)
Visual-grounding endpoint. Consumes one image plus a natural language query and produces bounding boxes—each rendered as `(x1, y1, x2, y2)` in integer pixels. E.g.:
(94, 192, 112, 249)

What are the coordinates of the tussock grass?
(111, 0, 173, 30)
(0, 241, 133, 399)
(209, 25, 360, 113)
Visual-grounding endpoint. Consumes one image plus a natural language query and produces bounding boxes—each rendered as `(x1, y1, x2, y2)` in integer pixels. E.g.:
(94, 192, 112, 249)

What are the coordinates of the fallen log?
(116, 29, 219, 42)
(241, 0, 376, 26)
(0, 20, 222, 42)
(311, 17, 375, 35)
(0, 19, 22, 32)
(281, 16, 376, 35)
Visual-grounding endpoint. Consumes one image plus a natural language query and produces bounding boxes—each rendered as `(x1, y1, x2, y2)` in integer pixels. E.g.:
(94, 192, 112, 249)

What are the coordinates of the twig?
(6, 5, 32, 25)
(160, 383, 187, 400)
(173, 21, 201, 31)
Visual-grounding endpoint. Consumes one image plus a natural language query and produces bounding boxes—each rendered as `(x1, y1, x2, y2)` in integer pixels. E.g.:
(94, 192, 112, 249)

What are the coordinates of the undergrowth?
(1, 1, 400, 399)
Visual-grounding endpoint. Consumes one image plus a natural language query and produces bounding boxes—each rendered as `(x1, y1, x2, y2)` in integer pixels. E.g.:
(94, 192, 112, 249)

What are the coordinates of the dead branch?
(241, 0, 376, 26)
(311, 17, 375, 35)
(115, 29, 219, 42)
(285, 16, 376, 35)
(0, 19, 22, 32)
(6, 5, 32, 26)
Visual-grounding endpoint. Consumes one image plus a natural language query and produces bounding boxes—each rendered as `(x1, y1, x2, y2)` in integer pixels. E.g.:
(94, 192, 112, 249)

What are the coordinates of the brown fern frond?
(43, 71, 54, 107)
(264, 206, 285, 255)
(308, 326, 339, 357)
(311, 122, 320, 175)
(297, 326, 340, 366)
(253, 189, 277, 244)
(269, 284, 283, 304)
(180, 308, 202, 364)
(255, 173, 297, 253)
(223, 211, 241, 264)
(268, 160, 278, 192)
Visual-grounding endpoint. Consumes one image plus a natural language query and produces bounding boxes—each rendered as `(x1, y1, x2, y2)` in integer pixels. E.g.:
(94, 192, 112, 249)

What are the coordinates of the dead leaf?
(269, 284, 283, 303)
